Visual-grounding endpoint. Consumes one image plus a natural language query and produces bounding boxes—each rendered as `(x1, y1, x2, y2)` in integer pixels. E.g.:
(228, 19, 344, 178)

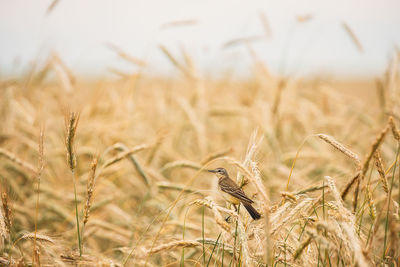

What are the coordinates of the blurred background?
(1, 0, 400, 79)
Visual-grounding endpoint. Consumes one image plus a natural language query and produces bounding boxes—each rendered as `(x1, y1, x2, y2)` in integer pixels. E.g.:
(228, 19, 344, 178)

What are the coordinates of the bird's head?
(208, 167, 228, 178)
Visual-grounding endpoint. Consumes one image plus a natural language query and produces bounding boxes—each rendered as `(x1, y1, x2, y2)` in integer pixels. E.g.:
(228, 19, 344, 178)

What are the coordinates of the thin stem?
(72, 170, 82, 256)
(181, 208, 190, 267)
(202, 206, 205, 266)
(383, 145, 400, 260)
(32, 176, 41, 266)
(231, 205, 240, 267)
(206, 232, 221, 267)
(221, 242, 225, 267)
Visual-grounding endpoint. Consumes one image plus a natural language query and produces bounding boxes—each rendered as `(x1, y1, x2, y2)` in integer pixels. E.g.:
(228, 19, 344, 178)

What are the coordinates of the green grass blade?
(180, 208, 190, 267)
(72, 171, 82, 256)
(206, 232, 221, 267)
(202, 206, 206, 266)
(383, 145, 400, 260)
(221, 242, 225, 267)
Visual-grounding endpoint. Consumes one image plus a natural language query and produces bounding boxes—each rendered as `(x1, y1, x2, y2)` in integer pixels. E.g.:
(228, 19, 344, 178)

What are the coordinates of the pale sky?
(0, 0, 399, 78)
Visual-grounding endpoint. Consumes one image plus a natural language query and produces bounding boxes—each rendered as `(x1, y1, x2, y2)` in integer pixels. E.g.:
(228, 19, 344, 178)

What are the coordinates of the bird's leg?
(227, 205, 238, 222)
(224, 202, 233, 222)
(233, 204, 238, 212)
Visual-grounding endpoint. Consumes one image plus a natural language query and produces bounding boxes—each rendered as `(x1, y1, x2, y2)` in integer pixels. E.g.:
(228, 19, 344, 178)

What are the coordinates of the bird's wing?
(219, 178, 254, 203)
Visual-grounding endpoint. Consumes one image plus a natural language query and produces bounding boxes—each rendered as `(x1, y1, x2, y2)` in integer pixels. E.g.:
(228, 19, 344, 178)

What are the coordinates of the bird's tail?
(243, 202, 261, 220)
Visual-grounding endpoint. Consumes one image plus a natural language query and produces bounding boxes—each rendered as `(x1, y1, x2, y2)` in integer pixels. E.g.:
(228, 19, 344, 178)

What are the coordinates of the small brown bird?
(208, 167, 261, 220)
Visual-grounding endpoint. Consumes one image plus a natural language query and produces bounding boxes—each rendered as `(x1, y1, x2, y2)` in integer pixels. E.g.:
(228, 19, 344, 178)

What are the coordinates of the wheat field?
(0, 49, 400, 266)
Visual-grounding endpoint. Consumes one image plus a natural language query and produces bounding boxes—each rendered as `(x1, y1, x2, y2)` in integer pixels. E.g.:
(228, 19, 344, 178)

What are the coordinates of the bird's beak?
(207, 169, 217, 173)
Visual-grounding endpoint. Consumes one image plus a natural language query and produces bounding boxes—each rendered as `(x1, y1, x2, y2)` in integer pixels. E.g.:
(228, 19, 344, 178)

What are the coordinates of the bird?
(208, 167, 261, 220)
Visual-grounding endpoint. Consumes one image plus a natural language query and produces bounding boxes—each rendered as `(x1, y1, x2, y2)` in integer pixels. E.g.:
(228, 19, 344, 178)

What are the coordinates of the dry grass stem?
(21, 232, 55, 244)
(0, 148, 36, 173)
(52, 54, 75, 93)
(341, 172, 360, 200)
(353, 178, 361, 212)
(388, 213, 399, 257)
(145, 240, 202, 257)
(190, 199, 238, 217)
(201, 147, 234, 165)
(293, 235, 313, 260)
(237, 218, 251, 266)
(111, 143, 151, 186)
(146, 129, 167, 165)
(295, 184, 328, 195)
(325, 176, 369, 266)
(222, 35, 265, 49)
(366, 186, 377, 220)
(83, 157, 98, 225)
(0, 208, 7, 243)
(272, 79, 286, 116)
(159, 45, 191, 77)
(160, 160, 203, 175)
(106, 43, 147, 67)
(280, 191, 297, 203)
(46, 0, 60, 15)
(160, 19, 198, 29)
(33, 127, 45, 265)
(317, 134, 361, 166)
(271, 198, 313, 235)
(177, 97, 206, 155)
(342, 22, 364, 52)
(365, 204, 384, 254)
(37, 127, 45, 176)
(374, 150, 389, 194)
(389, 116, 400, 141)
(65, 112, 79, 171)
(325, 176, 345, 210)
(102, 144, 150, 168)
(250, 161, 270, 206)
(1, 192, 12, 235)
(157, 181, 204, 196)
(190, 197, 233, 232)
(353, 123, 390, 210)
(360, 123, 390, 177)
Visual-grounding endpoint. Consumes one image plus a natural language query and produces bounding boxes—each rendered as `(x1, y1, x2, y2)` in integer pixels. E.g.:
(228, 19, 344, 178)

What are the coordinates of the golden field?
(0, 52, 400, 266)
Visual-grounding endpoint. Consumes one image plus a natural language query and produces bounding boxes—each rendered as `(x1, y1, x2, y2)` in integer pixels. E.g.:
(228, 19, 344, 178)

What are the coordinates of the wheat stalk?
(65, 111, 82, 256)
(342, 22, 363, 52)
(1, 192, 11, 236)
(201, 147, 234, 165)
(353, 123, 390, 210)
(389, 116, 400, 141)
(33, 127, 45, 267)
(293, 234, 313, 261)
(102, 144, 150, 168)
(0, 148, 36, 173)
(145, 240, 202, 256)
(83, 157, 98, 225)
(317, 134, 361, 166)
(190, 197, 232, 232)
(0, 207, 7, 244)
(65, 112, 79, 172)
(374, 150, 389, 194)
(21, 233, 55, 244)
(160, 160, 203, 175)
